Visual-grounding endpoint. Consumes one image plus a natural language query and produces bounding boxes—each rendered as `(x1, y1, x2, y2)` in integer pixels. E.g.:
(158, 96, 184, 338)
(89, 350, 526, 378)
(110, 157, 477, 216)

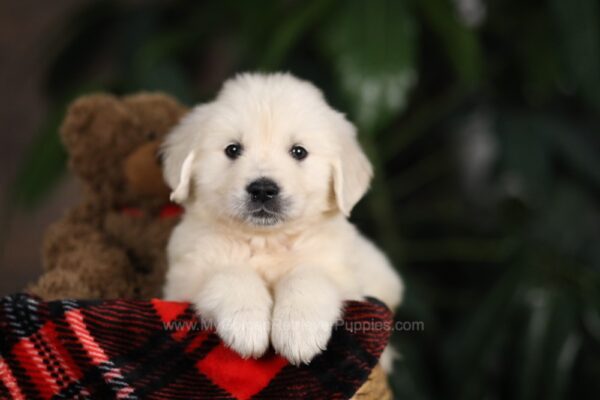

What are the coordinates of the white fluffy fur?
(162, 73, 403, 366)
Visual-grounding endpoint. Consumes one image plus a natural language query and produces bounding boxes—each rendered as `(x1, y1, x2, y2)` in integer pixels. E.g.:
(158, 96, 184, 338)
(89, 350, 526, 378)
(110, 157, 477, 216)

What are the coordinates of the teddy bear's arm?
(27, 218, 140, 300)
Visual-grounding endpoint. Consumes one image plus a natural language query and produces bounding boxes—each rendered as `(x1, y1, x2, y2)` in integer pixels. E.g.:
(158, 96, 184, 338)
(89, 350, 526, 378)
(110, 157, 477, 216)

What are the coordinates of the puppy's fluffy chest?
(169, 215, 351, 289)
(246, 234, 297, 283)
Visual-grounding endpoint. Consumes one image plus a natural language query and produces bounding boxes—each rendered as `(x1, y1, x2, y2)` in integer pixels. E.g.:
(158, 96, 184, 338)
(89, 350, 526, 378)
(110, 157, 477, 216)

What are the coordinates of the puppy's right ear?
(161, 105, 209, 204)
(168, 150, 195, 203)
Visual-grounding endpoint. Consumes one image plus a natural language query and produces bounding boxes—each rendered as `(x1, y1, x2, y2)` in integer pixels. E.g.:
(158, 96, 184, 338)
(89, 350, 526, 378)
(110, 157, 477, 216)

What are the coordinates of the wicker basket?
(351, 364, 392, 400)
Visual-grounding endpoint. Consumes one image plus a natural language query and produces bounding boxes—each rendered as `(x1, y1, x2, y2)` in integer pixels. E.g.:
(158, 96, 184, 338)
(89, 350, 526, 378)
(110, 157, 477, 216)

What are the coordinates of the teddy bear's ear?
(61, 94, 135, 180)
(122, 93, 188, 132)
(61, 94, 124, 143)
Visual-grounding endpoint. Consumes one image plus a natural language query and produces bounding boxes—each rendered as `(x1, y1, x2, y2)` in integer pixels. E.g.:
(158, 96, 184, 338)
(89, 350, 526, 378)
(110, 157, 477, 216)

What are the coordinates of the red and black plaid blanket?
(0, 294, 392, 399)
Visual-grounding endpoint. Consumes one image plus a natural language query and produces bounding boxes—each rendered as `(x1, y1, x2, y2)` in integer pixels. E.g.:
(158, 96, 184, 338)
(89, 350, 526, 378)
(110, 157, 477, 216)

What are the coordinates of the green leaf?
(444, 264, 523, 390)
(515, 289, 580, 400)
(516, 12, 562, 104)
(319, 0, 417, 134)
(495, 113, 553, 202)
(496, 113, 600, 202)
(259, 0, 334, 70)
(545, 119, 600, 190)
(417, 0, 483, 87)
(533, 181, 600, 270)
(550, 0, 600, 109)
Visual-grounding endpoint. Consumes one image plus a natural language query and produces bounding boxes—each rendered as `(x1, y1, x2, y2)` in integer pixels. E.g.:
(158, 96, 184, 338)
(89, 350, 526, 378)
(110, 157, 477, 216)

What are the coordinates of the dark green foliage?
(9, 0, 600, 398)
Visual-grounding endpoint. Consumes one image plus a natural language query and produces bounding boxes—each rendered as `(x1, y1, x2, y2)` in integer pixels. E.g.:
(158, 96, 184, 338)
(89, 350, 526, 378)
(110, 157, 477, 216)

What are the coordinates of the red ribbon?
(120, 203, 183, 219)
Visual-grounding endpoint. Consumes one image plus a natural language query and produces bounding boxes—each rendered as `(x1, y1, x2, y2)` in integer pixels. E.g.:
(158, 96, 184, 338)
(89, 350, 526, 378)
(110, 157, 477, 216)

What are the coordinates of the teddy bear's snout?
(123, 140, 171, 199)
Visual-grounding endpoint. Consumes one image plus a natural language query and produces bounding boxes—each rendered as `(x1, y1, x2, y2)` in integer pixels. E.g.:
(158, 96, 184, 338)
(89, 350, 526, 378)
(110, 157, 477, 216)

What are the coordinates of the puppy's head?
(162, 73, 372, 228)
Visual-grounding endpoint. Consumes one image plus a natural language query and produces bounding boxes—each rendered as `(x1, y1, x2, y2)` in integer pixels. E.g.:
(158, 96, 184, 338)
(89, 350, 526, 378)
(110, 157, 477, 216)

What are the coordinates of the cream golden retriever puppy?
(161, 73, 403, 366)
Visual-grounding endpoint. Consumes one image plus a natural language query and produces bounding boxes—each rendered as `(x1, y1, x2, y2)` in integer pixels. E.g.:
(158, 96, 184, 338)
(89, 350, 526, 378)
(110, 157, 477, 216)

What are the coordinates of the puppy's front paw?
(193, 270, 273, 359)
(271, 301, 340, 365)
(214, 307, 271, 358)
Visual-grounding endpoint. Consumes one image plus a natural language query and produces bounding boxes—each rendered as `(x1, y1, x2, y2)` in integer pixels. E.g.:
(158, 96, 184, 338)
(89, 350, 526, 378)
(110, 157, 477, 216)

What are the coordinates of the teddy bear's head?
(61, 93, 188, 208)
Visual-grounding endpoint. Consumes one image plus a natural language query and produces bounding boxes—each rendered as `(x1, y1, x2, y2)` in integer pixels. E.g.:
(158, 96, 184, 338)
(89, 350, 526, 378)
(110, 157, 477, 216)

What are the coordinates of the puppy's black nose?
(246, 178, 280, 203)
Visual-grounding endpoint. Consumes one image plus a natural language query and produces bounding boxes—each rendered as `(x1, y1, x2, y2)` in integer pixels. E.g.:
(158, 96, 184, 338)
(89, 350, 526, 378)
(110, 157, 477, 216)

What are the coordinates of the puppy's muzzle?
(246, 178, 280, 204)
(244, 178, 284, 225)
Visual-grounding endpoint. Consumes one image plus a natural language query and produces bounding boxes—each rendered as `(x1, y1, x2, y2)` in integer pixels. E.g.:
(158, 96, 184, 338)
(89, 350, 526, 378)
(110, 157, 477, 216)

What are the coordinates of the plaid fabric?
(0, 294, 392, 400)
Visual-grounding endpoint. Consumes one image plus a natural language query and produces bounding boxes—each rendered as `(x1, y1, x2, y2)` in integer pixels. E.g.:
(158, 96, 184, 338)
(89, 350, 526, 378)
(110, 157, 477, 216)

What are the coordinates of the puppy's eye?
(225, 143, 243, 159)
(290, 145, 308, 161)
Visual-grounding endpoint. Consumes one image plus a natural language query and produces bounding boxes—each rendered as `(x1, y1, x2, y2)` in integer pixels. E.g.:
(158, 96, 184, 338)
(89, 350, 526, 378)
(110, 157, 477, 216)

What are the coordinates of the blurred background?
(1, 0, 600, 398)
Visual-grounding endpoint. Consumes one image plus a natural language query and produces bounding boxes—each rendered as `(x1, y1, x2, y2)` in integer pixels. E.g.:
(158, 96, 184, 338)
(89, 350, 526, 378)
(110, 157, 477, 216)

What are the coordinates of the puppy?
(162, 73, 403, 366)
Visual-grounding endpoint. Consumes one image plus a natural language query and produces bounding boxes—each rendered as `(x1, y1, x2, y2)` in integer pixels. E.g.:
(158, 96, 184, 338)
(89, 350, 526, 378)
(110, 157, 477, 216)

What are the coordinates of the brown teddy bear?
(28, 92, 188, 300)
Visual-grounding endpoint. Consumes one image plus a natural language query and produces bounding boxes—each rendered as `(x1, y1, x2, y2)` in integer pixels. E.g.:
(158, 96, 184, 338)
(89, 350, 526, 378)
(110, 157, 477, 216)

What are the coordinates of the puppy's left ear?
(161, 105, 208, 204)
(332, 118, 373, 216)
